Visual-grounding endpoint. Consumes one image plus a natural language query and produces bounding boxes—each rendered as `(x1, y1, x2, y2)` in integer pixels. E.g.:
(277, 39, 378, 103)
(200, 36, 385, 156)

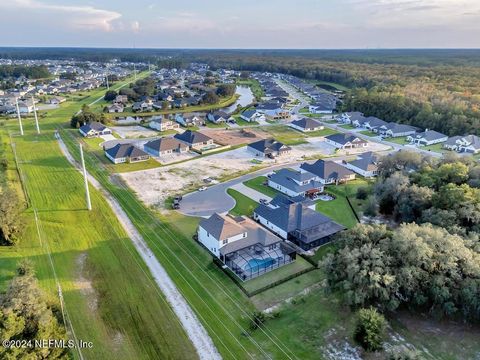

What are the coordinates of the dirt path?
(57, 136, 222, 360)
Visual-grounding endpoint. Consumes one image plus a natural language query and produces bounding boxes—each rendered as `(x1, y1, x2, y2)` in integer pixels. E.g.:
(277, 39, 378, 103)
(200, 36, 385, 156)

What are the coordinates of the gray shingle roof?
(254, 195, 344, 243)
(248, 138, 291, 154)
(291, 118, 322, 130)
(300, 160, 354, 181)
(174, 130, 212, 145)
(269, 169, 322, 194)
(144, 137, 188, 152)
(105, 143, 148, 159)
(326, 133, 366, 146)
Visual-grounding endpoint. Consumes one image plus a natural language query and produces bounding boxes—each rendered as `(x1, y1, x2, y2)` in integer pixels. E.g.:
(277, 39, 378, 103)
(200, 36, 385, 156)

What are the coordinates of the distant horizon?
(1, 1, 479, 49)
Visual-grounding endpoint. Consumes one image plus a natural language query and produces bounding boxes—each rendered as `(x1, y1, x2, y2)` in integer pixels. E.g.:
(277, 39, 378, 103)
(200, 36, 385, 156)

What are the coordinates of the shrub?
(353, 307, 387, 351)
(249, 311, 267, 330)
(356, 186, 370, 200)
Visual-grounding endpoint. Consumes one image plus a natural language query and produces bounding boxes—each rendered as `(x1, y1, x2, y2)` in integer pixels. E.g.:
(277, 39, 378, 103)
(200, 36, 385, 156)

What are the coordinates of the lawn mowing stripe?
(59, 130, 260, 360)
(61, 129, 299, 360)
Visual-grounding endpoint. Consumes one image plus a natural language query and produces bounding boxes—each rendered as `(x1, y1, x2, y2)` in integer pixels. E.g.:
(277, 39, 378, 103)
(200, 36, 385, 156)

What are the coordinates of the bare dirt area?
(74, 253, 98, 312)
(200, 128, 264, 146)
(120, 146, 267, 207)
(111, 126, 159, 139)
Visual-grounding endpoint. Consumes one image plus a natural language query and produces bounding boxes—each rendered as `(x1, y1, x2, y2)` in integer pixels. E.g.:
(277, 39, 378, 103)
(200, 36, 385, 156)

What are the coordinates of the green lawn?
(304, 128, 338, 137)
(339, 124, 356, 130)
(422, 143, 447, 153)
(359, 130, 377, 136)
(243, 176, 279, 198)
(0, 75, 198, 359)
(385, 136, 408, 145)
(315, 194, 358, 229)
(315, 80, 350, 92)
(242, 257, 314, 294)
(309, 243, 336, 265)
(260, 125, 307, 145)
(226, 188, 258, 216)
(233, 115, 258, 126)
(250, 269, 325, 310)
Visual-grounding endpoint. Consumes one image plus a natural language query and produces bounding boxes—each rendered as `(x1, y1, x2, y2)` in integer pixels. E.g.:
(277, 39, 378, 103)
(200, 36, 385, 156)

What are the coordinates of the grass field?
(339, 124, 356, 130)
(226, 188, 259, 216)
(0, 77, 199, 358)
(303, 128, 338, 137)
(259, 125, 308, 145)
(5, 72, 479, 360)
(359, 130, 377, 136)
(243, 176, 279, 198)
(242, 257, 314, 294)
(385, 136, 408, 145)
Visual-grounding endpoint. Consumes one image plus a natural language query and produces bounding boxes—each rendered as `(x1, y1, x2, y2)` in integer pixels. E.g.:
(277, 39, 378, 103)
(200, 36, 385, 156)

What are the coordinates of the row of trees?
(0, 65, 50, 80)
(0, 261, 69, 359)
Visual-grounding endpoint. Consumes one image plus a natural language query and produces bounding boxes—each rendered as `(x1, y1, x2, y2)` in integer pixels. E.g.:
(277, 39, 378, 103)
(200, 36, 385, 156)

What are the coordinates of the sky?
(0, 0, 479, 48)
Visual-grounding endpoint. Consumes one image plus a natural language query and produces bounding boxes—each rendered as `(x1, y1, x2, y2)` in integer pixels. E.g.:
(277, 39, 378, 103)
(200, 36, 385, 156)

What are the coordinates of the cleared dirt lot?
(112, 125, 160, 139)
(200, 128, 263, 146)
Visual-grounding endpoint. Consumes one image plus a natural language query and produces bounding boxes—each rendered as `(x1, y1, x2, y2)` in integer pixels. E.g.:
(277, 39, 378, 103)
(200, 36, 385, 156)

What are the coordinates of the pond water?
(221, 85, 255, 113)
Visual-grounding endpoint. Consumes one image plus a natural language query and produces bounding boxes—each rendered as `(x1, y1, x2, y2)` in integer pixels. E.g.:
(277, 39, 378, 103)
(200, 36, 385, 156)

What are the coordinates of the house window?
(222, 239, 228, 245)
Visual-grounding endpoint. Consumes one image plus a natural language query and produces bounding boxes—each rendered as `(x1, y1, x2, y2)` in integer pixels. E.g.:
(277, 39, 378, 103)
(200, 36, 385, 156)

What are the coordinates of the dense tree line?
(0, 261, 69, 359)
(374, 151, 480, 236)
(0, 189, 24, 246)
(324, 223, 480, 321)
(0, 65, 50, 80)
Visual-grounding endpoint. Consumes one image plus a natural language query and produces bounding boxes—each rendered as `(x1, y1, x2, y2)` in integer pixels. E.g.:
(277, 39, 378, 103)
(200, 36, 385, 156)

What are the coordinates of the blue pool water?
(245, 258, 276, 273)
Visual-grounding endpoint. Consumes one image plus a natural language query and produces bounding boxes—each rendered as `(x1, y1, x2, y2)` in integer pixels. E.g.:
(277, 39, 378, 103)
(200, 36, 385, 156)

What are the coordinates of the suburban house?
(240, 109, 266, 122)
(247, 138, 292, 158)
(345, 152, 380, 177)
(79, 122, 112, 138)
(257, 102, 290, 120)
(443, 135, 480, 154)
(144, 137, 189, 156)
(149, 117, 180, 132)
(132, 101, 152, 112)
(197, 213, 296, 281)
(268, 168, 324, 198)
(289, 118, 324, 132)
(175, 114, 205, 127)
(300, 159, 356, 184)
(377, 123, 417, 138)
(107, 103, 124, 113)
(308, 100, 336, 114)
(174, 130, 214, 150)
(364, 116, 389, 131)
(104, 144, 150, 164)
(207, 111, 229, 124)
(407, 129, 449, 146)
(114, 95, 128, 104)
(253, 195, 345, 250)
(46, 96, 66, 105)
(338, 112, 365, 125)
(325, 133, 368, 149)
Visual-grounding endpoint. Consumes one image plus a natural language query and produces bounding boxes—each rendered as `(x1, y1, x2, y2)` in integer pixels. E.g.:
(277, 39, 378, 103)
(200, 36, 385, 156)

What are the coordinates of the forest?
(0, 65, 50, 80)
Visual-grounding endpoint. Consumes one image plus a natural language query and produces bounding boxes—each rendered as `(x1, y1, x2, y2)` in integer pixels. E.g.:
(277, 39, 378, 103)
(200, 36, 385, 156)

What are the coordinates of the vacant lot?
(201, 128, 262, 146)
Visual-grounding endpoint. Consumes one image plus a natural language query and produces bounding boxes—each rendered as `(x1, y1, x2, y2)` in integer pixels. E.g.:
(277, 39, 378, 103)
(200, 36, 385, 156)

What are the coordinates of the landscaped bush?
(353, 307, 387, 352)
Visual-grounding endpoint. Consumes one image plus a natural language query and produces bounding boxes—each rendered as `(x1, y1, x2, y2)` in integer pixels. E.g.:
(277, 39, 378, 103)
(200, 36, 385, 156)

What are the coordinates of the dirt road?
(57, 136, 221, 360)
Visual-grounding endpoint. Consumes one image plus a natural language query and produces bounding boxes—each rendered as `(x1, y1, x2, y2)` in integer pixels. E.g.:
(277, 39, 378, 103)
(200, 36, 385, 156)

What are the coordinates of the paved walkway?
(230, 183, 273, 203)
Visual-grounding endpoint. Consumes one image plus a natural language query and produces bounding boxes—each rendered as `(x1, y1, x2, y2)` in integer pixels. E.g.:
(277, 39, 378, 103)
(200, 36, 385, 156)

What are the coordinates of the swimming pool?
(245, 257, 276, 273)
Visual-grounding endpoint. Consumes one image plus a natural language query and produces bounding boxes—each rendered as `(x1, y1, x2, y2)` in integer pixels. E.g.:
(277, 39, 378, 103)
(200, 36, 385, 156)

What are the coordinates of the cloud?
(131, 21, 141, 33)
(1, 0, 122, 31)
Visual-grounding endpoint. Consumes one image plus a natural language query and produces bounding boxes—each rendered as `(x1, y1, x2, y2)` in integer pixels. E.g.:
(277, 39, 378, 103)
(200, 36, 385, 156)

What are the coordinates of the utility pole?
(15, 98, 24, 136)
(32, 96, 40, 134)
(105, 70, 110, 89)
(79, 144, 92, 211)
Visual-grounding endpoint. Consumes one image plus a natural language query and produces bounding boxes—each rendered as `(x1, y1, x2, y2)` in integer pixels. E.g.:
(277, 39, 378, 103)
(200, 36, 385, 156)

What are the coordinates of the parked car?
(174, 195, 183, 202)
(198, 186, 207, 191)
(259, 198, 268, 204)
